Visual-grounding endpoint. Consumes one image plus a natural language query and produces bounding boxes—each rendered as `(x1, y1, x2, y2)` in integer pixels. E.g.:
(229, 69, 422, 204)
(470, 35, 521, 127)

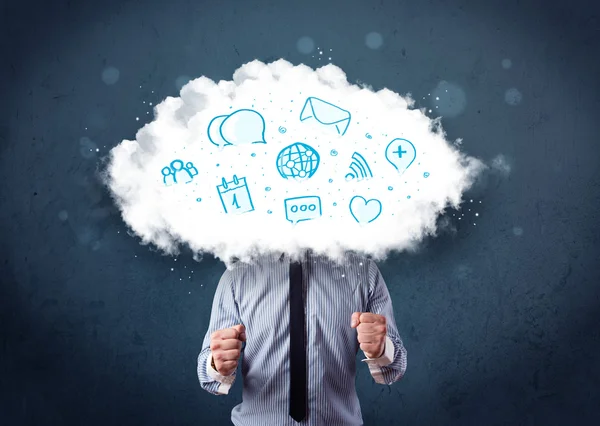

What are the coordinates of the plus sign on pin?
(393, 145, 408, 158)
(385, 138, 417, 175)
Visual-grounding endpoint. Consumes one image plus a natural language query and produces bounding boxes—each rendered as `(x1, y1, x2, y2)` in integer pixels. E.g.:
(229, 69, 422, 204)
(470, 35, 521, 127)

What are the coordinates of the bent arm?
(197, 268, 242, 395)
(361, 260, 408, 385)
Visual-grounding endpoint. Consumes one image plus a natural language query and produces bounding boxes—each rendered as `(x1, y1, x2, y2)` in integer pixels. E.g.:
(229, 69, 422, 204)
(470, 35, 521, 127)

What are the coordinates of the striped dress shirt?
(197, 252, 408, 425)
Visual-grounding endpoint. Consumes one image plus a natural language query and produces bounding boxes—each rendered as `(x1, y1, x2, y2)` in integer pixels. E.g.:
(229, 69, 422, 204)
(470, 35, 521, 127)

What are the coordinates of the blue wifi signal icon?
(345, 152, 373, 181)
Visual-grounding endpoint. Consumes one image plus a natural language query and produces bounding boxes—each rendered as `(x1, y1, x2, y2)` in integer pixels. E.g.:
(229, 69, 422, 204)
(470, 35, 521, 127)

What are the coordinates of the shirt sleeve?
(197, 267, 242, 395)
(360, 259, 408, 385)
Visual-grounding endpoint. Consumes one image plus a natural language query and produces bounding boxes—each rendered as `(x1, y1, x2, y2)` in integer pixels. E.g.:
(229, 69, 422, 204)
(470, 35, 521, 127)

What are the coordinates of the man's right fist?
(210, 324, 246, 376)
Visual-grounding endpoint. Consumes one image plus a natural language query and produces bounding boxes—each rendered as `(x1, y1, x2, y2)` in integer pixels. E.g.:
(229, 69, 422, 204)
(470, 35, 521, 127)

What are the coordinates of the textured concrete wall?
(1, 0, 599, 424)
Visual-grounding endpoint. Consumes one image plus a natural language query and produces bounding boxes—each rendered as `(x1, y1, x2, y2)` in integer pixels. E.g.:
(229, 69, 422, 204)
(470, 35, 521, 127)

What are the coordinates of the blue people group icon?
(349, 196, 382, 224)
(208, 109, 267, 147)
(285, 196, 322, 224)
(216, 175, 255, 214)
(345, 152, 373, 181)
(385, 138, 416, 175)
(276, 142, 321, 179)
(300, 97, 351, 136)
(162, 159, 198, 186)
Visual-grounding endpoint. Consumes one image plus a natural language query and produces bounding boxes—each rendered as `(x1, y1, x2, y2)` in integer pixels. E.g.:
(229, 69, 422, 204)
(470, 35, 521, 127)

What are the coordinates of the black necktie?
(289, 260, 307, 422)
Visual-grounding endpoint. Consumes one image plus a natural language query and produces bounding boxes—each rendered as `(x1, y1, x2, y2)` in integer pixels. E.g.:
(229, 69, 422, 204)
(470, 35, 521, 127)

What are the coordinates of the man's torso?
(228, 253, 372, 425)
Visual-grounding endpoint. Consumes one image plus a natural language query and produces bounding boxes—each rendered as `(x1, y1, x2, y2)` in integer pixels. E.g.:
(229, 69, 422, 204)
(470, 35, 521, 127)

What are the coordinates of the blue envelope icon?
(299, 97, 351, 136)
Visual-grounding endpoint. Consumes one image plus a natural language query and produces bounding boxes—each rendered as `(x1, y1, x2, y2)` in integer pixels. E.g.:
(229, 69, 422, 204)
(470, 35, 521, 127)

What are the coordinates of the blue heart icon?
(349, 196, 382, 224)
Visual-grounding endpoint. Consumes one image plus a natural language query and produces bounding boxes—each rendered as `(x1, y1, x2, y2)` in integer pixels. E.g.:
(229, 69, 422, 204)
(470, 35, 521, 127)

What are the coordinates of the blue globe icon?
(276, 142, 320, 179)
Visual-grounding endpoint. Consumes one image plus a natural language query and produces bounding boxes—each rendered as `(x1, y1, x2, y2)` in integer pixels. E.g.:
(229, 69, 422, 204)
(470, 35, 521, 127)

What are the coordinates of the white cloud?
(103, 60, 485, 263)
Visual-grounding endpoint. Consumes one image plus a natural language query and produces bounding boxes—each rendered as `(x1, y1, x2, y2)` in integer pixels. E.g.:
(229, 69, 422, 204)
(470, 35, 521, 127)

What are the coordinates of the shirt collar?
(278, 250, 336, 263)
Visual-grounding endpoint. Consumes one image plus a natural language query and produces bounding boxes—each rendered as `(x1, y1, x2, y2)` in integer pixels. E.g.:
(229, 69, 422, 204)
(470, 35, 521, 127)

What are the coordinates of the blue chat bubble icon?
(208, 109, 267, 147)
(207, 115, 228, 147)
(284, 196, 322, 224)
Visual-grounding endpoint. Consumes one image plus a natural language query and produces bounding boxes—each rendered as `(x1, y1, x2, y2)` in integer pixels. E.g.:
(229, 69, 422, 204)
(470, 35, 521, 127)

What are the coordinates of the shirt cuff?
(206, 352, 235, 395)
(361, 335, 395, 367)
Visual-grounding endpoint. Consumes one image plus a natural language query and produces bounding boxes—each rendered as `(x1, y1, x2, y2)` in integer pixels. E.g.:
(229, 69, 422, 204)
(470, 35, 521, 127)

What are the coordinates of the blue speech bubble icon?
(384, 138, 416, 175)
(284, 196, 322, 224)
(207, 115, 228, 147)
(208, 109, 266, 147)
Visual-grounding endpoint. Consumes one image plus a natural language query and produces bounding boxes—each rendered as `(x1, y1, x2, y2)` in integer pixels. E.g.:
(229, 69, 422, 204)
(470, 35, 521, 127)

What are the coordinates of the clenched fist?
(351, 312, 387, 359)
(210, 324, 246, 376)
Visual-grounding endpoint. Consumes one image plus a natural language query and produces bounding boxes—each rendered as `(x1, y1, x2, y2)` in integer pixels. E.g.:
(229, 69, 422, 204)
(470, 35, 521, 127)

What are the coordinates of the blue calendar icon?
(216, 175, 255, 214)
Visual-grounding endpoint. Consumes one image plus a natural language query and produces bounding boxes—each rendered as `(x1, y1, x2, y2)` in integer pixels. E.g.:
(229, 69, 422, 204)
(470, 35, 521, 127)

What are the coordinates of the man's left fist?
(351, 312, 387, 359)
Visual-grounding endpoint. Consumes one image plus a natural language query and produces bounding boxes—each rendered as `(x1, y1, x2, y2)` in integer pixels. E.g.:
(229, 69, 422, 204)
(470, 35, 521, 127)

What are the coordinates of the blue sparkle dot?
(265, 187, 271, 191)
(216, 163, 220, 167)
(330, 149, 338, 156)
(196, 198, 202, 202)
(267, 210, 272, 214)
(328, 179, 333, 183)
(365, 32, 384, 49)
(388, 186, 393, 190)
(333, 202, 337, 206)
(251, 153, 256, 157)
(101, 67, 120, 85)
(505, 88, 523, 106)
(407, 195, 411, 199)
(424, 172, 430, 178)
(296, 36, 315, 54)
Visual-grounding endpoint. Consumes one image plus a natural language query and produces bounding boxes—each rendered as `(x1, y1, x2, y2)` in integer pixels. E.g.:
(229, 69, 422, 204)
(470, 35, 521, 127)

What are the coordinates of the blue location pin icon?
(385, 138, 416, 175)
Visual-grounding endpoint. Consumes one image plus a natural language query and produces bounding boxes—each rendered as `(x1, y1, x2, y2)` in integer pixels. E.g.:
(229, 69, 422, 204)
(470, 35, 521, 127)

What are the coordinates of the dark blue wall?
(1, 0, 599, 424)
